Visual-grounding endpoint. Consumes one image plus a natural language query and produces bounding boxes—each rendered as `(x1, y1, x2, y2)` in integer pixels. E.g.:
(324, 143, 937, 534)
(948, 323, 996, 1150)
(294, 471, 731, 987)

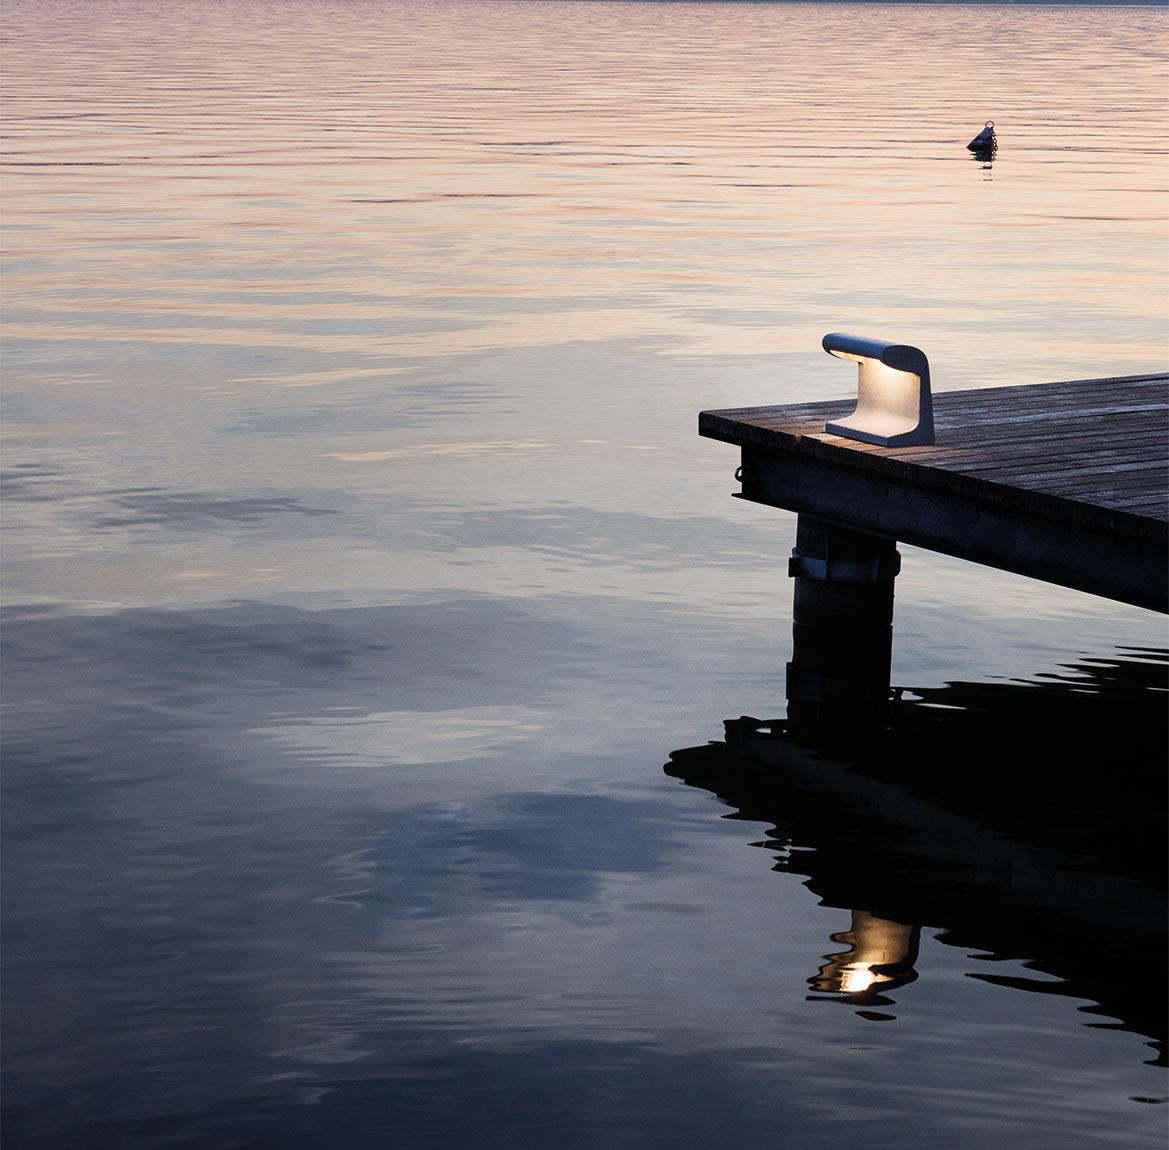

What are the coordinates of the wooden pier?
(702, 373, 1168, 612)
(700, 372, 1168, 746)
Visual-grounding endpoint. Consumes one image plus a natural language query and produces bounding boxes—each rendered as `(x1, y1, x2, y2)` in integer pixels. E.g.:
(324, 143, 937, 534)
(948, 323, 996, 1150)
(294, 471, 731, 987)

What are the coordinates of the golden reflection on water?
(3, 0, 1167, 389)
(812, 910, 921, 1000)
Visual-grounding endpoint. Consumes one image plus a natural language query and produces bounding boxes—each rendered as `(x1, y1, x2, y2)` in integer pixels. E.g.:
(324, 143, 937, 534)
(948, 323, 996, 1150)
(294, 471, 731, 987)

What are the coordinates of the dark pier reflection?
(665, 648, 1168, 1064)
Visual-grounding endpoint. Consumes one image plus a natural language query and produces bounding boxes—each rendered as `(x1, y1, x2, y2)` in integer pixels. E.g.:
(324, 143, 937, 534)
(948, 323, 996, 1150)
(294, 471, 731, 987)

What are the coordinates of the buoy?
(966, 120, 996, 152)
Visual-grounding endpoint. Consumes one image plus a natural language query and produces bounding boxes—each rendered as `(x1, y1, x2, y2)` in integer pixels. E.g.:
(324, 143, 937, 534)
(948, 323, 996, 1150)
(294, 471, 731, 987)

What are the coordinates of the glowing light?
(839, 963, 879, 994)
(821, 332, 935, 447)
(812, 912, 921, 997)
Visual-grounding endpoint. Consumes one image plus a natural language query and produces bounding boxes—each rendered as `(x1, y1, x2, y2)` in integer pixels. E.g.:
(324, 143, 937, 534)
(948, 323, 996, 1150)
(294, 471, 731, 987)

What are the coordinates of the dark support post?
(786, 515, 900, 751)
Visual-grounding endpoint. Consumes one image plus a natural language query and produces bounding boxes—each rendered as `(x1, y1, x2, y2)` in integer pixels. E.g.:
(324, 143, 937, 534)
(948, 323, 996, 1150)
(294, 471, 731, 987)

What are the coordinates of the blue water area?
(3, 597, 1166, 1148)
(2, 0, 1167, 1145)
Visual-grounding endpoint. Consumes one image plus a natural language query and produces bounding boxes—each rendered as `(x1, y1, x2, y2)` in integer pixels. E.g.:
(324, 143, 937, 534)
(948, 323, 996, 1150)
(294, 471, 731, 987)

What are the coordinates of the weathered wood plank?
(1115, 498, 1169, 514)
(891, 435, 1169, 470)
(957, 459, 1168, 481)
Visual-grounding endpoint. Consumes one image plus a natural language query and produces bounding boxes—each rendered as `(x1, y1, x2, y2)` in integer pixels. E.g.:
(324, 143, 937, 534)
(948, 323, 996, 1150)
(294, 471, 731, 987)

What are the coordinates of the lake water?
(2, 1, 1167, 1146)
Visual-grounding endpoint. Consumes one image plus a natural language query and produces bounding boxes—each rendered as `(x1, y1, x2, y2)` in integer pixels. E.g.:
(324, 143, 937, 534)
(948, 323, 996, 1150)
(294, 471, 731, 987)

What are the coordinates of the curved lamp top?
(822, 333, 930, 382)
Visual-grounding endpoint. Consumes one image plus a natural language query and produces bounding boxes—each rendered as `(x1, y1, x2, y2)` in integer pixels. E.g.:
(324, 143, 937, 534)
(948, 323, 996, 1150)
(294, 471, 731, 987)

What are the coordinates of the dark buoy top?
(967, 120, 996, 152)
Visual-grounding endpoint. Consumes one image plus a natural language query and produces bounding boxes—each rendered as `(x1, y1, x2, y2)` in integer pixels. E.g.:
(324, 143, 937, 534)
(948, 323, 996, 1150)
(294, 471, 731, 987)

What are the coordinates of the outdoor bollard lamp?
(821, 332, 935, 447)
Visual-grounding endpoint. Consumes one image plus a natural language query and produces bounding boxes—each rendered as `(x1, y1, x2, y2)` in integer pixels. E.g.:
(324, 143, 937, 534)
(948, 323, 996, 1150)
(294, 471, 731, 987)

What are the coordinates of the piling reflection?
(665, 649, 1168, 1063)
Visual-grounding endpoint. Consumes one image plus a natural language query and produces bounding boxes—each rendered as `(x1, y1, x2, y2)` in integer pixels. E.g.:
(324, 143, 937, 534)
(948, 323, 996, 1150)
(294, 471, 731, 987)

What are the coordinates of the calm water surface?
(2, 1, 1167, 1146)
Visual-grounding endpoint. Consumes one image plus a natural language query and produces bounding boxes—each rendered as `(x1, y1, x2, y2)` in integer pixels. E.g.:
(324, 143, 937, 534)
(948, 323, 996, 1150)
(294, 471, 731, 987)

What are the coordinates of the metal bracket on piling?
(788, 546, 901, 584)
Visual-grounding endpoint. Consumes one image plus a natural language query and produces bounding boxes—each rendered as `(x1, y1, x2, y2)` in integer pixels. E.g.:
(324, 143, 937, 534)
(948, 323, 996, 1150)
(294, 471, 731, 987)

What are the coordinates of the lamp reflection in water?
(810, 910, 921, 1008)
(822, 332, 934, 447)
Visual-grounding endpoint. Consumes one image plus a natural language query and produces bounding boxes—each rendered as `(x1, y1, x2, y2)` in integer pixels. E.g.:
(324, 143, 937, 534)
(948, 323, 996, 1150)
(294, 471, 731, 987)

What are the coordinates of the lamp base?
(825, 415, 934, 448)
